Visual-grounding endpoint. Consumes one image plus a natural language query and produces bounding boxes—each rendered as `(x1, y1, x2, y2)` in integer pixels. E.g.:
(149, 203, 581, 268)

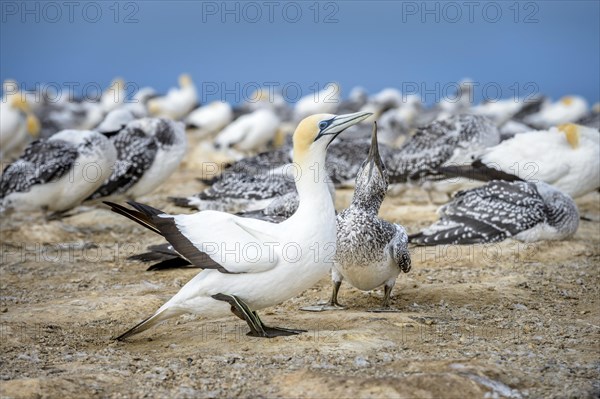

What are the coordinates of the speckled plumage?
(90, 117, 186, 199)
(410, 180, 579, 245)
(387, 114, 500, 183)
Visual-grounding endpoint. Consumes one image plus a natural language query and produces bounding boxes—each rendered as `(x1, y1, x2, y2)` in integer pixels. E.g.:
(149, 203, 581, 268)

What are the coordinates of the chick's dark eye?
(319, 121, 328, 130)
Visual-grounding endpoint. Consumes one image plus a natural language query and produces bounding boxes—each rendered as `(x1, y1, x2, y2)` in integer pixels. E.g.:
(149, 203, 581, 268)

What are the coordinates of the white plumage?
(294, 83, 340, 120)
(214, 108, 280, 152)
(478, 124, 600, 198)
(148, 74, 198, 120)
(524, 96, 588, 128)
(185, 101, 233, 137)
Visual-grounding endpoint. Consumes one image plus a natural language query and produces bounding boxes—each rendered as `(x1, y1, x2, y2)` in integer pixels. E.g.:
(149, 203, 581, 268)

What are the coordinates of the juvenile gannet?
(185, 101, 233, 137)
(214, 108, 281, 153)
(147, 74, 198, 120)
(0, 91, 41, 159)
(439, 124, 600, 198)
(0, 130, 116, 213)
(386, 114, 501, 184)
(294, 83, 340, 120)
(105, 111, 371, 340)
(303, 123, 411, 312)
(170, 172, 297, 213)
(524, 96, 589, 128)
(89, 118, 186, 199)
(410, 180, 579, 245)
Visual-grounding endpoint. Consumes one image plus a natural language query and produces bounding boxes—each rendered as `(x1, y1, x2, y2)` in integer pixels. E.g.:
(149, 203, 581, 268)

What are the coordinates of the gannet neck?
(292, 147, 333, 217)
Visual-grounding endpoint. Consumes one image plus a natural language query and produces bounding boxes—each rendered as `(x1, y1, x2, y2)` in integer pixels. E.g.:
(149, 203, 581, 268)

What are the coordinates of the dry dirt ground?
(1, 131, 599, 398)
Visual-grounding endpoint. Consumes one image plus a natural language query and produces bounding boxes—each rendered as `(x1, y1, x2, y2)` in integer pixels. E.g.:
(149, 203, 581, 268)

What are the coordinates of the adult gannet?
(105, 111, 372, 340)
(410, 180, 579, 245)
(0, 130, 116, 213)
(0, 91, 40, 159)
(294, 83, 340, 120)
(214, 108, 280, 153)
(95, 87, 158, 135)
(359, 88, 404, 123)
(89, 118, 186, 200)
(576, 103, 600, 130)
(185, 101, 233, 137)
(147, 74, 198, 120)
(303, 123, 411, 312)
(439, 124, 600, 198)
(524, 96, 589, 128)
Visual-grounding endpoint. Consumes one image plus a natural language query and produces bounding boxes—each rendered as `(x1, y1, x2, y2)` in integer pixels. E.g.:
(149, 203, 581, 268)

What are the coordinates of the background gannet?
(302, 124, 411, 312)
(0, 92, 40, 159)
(524, 96, 589, 128)
(185, 101, 233, 137)
(148, 74, 198, 120)
(294, 83, 340, 120)
(410, 180, 579, 245)
(0, 130, 116, 213)
(89, 118, 186, 200)
(439, 124, 600, 198)
(105, 111, 371, 340)
(214, 108, 280, 153)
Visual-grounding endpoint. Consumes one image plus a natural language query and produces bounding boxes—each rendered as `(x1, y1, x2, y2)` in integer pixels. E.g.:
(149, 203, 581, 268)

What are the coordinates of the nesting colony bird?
(89, 118, 186, 200)
(576, 103, 600, 130)
(302, 123, 411, 312)
(0, 86, 41, 159)
(386, 114, 501, 193)
(294, 83, 340, 120)
(148, 74, 198, 120)
(440, 124, 600, 198)
(0, 130, 116, 213)
(336, 87, 368, 114)
(410, 180, 579, 245)
(213, 108, 280, 153)
(524, 96, 589, 128)
(105, 111, 372, 340)
(170, 172, 297, 213)
(359, 88, 404, 123)
(185, 101, 233, 137)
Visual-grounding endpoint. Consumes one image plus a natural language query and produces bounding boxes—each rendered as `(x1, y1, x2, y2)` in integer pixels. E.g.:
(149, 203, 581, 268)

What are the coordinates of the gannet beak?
(315, 111, 372, 143)
(11, 95, 31, 113)
(558, 123, 580, 149)
(367, 122, 384, 181)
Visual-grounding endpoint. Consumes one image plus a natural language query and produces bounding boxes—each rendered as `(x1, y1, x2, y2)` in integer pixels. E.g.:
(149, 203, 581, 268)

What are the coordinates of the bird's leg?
(211, 293, 305, 338)
(367, 281, 402, 313)
(300, 268, 346, 312)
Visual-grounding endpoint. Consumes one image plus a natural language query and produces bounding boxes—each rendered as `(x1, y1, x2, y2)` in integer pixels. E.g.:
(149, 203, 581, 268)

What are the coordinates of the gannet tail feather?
(167, 196, 194, 208)
(103, 201, 161, 235)
(115, 308, 175, 341)
(437, 159, 523, 183)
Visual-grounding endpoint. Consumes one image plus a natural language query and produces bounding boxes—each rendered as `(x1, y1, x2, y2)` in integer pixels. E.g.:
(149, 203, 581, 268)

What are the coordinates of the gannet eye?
(319, 121, 329, 130)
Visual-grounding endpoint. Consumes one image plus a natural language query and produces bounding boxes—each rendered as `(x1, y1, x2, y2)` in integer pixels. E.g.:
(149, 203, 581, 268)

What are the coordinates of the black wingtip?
(168, 196, 193, 208)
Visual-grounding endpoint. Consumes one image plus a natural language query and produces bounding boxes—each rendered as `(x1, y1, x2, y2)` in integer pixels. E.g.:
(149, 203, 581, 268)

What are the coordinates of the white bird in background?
(95, 86, 158, 135)
(440, 124, 600, 199)
(89, 118, 187, 200)
(294, 83, 340, 120)
(0, 85, 41, 159)
(104, 111, 372, 340)
(0, 130, 116, 213)
(185, 101, 233, 137)
(359, 88, 404, 123)
(524, 96, 589, 128)
(99, 78, 127, 114)
(410, 180, 580, 245)
(214, 108, 280, 153)
(148, 74, 198, 120)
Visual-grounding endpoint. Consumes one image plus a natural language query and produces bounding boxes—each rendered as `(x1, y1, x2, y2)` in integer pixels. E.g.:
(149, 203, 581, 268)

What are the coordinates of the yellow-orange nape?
(558, 123, 580, 149)
(179, 74, 194, 88)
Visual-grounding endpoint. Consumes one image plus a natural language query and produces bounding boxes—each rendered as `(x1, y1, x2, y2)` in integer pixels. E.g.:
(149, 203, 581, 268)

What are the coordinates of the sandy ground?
(1, 131, 599, 399)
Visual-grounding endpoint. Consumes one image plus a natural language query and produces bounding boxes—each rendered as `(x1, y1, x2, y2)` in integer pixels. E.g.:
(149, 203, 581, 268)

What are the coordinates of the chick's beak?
(367, 122, 385, 181)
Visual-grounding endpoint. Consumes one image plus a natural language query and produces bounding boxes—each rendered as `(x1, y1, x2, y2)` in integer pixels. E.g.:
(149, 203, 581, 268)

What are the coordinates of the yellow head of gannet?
(293, 111, 372, 163)
(178, 74, 193, 88)
(560, 96, 574, 106)
(558, 123, 580, 149)
(11, 95, 40, 137)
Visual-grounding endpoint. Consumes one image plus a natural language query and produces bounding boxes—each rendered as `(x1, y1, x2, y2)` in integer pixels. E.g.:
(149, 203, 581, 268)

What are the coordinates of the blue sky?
(1, 1, 599, 105)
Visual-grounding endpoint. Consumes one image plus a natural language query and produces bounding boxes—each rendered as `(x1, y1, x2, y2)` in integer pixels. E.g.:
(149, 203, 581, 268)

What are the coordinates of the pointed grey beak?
(367, 122, 385, 181)
(315, 111, 373, 144)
